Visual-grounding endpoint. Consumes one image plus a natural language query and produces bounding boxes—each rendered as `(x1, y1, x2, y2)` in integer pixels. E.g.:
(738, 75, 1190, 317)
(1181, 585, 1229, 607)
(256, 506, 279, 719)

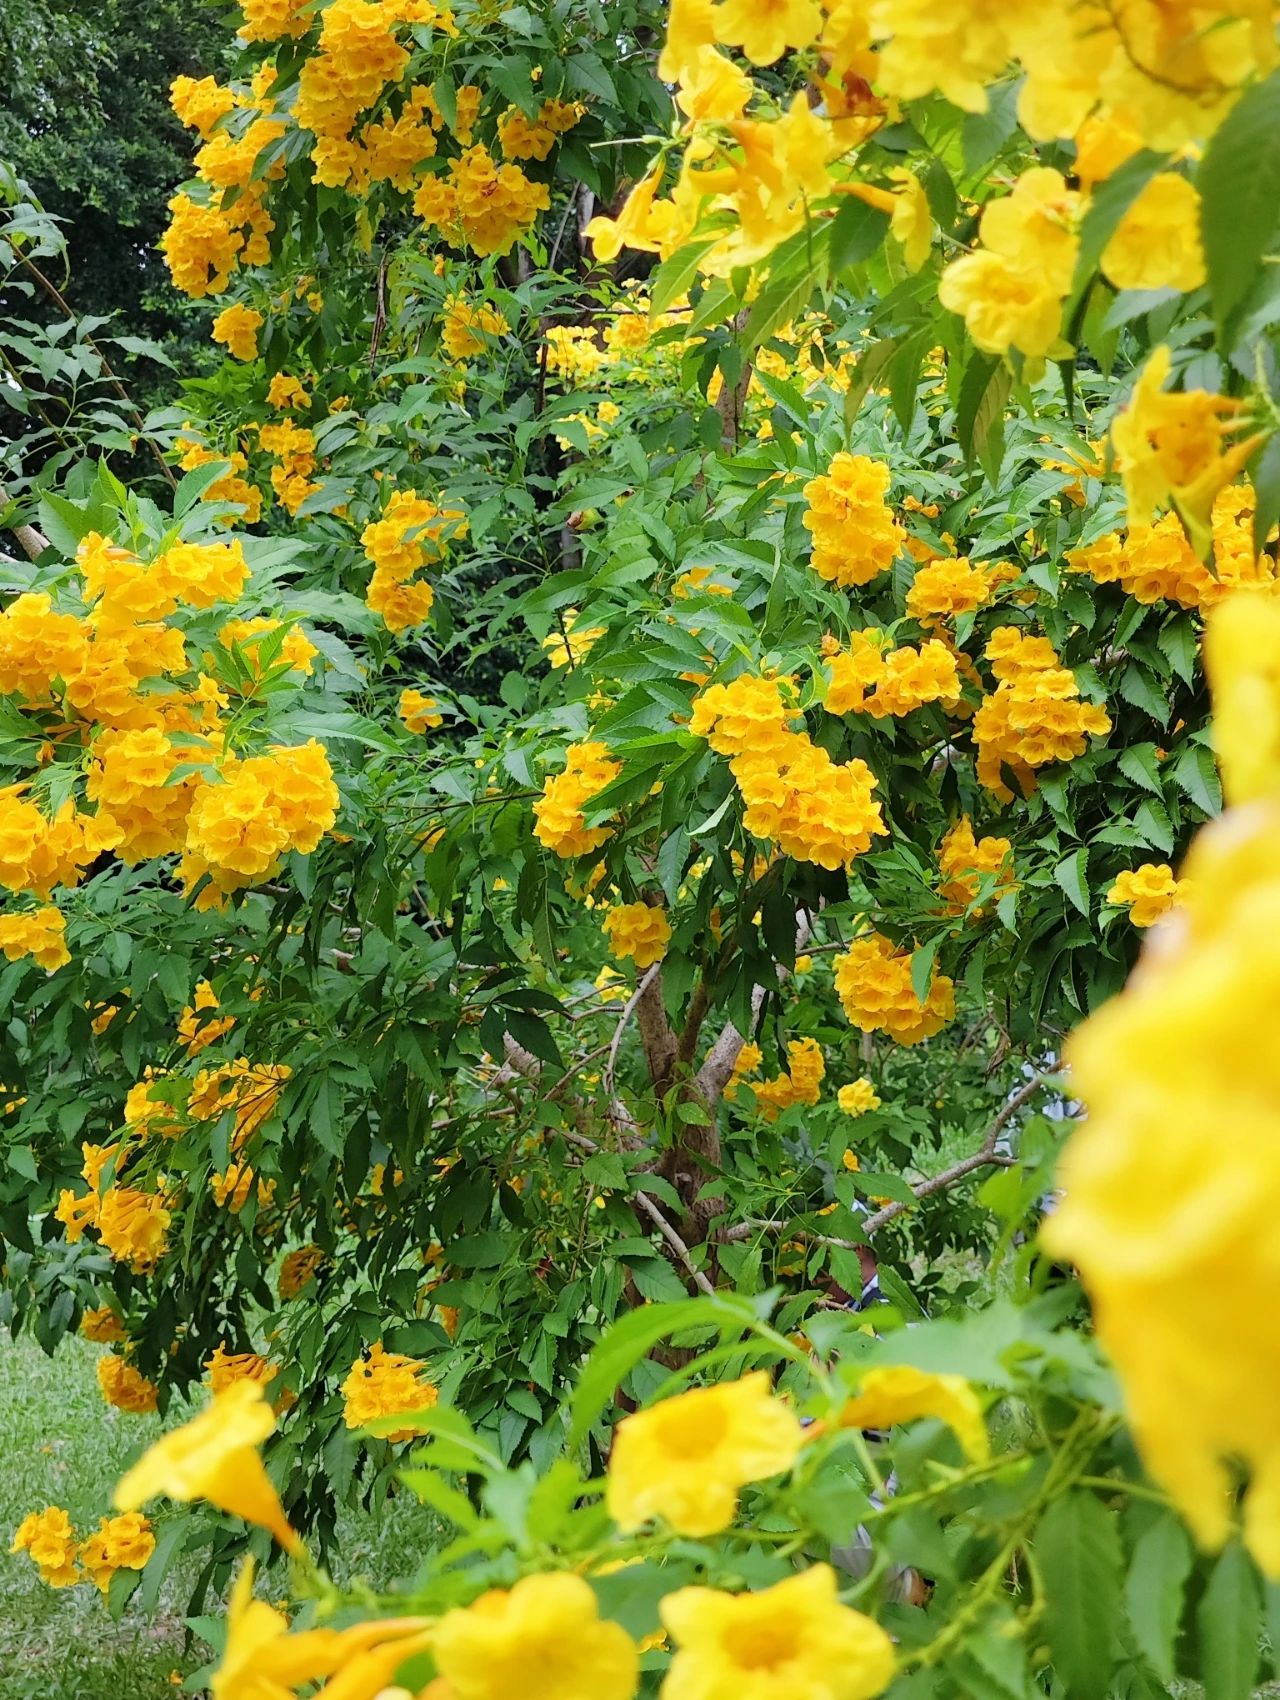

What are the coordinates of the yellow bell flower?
(432, 1571, 637, 1700)
(606, 1371, 805, 1536)
(661, 1565, 895, 1700)
(114, 1379, 301, 1553)
(840, 1364, 989, 1462)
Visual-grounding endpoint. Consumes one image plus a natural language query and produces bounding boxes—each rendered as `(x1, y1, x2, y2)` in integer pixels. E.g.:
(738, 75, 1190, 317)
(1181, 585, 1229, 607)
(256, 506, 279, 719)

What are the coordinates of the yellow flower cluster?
(293, 0, 446, 187)
(176, 436, 263, 526)
(11, 1506, 154, 1593)
(542, 609, 606, 667)
(98, 1351, 160, 1414)
(691, 675, 886, 869)
(163, 66, 284, 297)
(842, 1364, 989, 1462)
(257, 417, 319, 515)
(752, 1035, 825, 1120)
(170, 75, 237, 138)
(341, 1341, 436, 1442)
(361, 488, 465, 631)
(211, 302, 263, 360)
(939, 168, 1079, 358)
(0, 904, 69, 972)
(206, 1345, 279, 1395)
(414, 144, 550, 256)
(1108, 862, 1187, 927)
(824, 630, 960, 718)
(496, 97, 583, 161)
(938, 816, 1016, 913)
(80, 1306, 128, 1345)
(181, 740, 338, 905)
(602, 901, 671, 968)
(905, 557, 997, 629)
(802, 453, 903, 587)
(266, 372, 310, 410)
(278, 1243, 325, 1299)
(834, 933, 955, 1045)
(398, 687, 443, 732)
(440, 292, 510, 360)
(1046, 808, 1280, 1565)
(0, 530, 333, 939)
(973, 627, 1111, 802)
(532, 741, 622, 857)
(238, 0, 309, 43)
(178, 980, 237, 1056)
(1071, 493, 1275, 616)
(838, 1077, 880, 1117)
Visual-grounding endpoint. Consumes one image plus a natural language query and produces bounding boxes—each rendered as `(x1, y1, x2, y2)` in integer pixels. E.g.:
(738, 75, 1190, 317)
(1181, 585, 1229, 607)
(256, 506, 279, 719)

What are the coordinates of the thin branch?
(632, 1189, 717, 1296)
(0, 477, 50, 562)
(602, 963, 660, 1104)
(724, 1072, 1052, 1244)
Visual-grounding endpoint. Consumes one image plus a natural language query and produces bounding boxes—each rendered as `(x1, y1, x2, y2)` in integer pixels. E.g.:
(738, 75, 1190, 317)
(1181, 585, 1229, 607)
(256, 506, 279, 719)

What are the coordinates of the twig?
(602, 964, 661, 1104)
(0, 477, 50, 562)
(632, 1189, 716, 1296)
(724, 1073, 1051, 1244)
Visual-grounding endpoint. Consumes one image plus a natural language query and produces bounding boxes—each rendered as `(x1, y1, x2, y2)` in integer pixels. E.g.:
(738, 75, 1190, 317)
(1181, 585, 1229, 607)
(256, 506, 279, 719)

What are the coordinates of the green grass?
(0, 1332, 441, 1700)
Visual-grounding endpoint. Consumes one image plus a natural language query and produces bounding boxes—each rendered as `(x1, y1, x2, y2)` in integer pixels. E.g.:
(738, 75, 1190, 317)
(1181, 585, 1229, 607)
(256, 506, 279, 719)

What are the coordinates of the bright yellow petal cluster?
(905, 557, 995, 629)
(278, 1244, 325, 1299)
(1044, 786, 1280, 1573)
(398, 687, 443, 732)
(434, 1572, 638, 1700)
(532, 740, 622, 857)
(752, 1036, 825, 1121)
(841, 1365, 989, 1461)
(0, 905, 70, 972)
(97, 1352, 160, 1414)
(341, 1341, 436, 1441)
(1101, 172, 1206, 293)
(440, 292, 510, 360)
(78, 1513, 156, 1594)
(1108, 862, 1187, 927)
(939, 168, 1079, 358)
(838, 1077, 881, 1117)
(802, 453, 903, 587)
(825, 630, 960, 718)
(1069, 487, 1279, 609)
(170, 74, 238, 138)
(116, 1379, 300, 1551)
(692, 675, 887, 868)
(607, 1372, 806, 1536)
(601, 901, 671, 968)
(938, 816, 1016, 913)
(10, 1506, 81, 1588)
(973, 626, 1111, 802)
(414, 145, 551, 256)
(211, 302, 263, 360)
(834, 933, 955, 1046)
(1111, 346, 1265, 547)
(362, 488, 465, 631)
(662, 1564, 895, 1700)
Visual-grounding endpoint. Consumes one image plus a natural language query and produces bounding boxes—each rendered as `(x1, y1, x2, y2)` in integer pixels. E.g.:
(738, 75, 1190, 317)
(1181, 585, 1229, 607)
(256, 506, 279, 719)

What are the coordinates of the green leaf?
(1198, 67, 1280, 330)
(956, 353, 1010, 478)
(1054, 847, 1090, 917)
(650, 241, 716, 317)
(910, 935, 943, 1005)
(1034, 1491, 1122, 1700)
(1199, 1541, 1261, 1700)
(1072, 151, 1166, 292)
(829, 196, 890, 275)
(568, 1294, 749, 1446)
(1157, 614, 1198, 688)
(1133, 797, 1175, 854)
(1117, 743, 1163, 795)
(1250, 430, 1280, 558)
(1169, 742, 1222, 816)
(1125, 1512, 1192, 1683)
(1119, 662, 1170, 725)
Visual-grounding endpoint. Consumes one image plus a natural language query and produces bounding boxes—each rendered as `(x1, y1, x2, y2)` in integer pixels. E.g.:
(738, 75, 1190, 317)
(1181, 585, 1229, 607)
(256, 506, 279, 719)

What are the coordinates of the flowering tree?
(4, 0, 1280, 1692)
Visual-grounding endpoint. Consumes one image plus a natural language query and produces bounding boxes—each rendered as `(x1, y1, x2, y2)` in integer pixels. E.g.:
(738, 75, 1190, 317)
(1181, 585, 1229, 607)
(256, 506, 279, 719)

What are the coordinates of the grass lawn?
(0, 1332, 439, 1700)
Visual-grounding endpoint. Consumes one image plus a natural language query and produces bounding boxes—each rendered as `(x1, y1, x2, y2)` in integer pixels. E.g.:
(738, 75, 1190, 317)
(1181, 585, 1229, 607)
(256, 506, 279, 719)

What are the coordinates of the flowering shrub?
(4, 0, 1280, 1691)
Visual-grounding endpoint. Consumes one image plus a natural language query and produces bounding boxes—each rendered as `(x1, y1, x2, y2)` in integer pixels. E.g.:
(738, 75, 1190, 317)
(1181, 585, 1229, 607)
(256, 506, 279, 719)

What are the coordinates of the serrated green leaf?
(1054, 847, 1090, 917)
(1198, 68, 1280, 330)
(1117, 744, 1163, 795)
(1034, 1491, 1122, 1700)
(1199, 1541, 1261, 1700)
(1125, 1512, 1192, 1683)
